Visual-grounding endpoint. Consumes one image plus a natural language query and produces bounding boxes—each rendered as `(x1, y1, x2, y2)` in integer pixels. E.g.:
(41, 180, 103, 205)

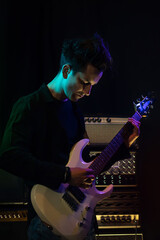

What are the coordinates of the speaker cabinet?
(0, 222, 28, 240)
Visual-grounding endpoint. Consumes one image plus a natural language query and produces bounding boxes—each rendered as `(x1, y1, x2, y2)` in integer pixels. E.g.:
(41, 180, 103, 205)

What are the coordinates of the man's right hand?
(69, 168, 95, 189)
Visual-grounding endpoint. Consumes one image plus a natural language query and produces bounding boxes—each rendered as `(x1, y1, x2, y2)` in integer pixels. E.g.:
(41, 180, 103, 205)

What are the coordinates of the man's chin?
(71, 93, 84, 102)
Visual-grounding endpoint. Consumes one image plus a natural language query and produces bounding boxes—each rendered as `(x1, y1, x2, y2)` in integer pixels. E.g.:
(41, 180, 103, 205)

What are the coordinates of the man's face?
(62, 64, 103, 102)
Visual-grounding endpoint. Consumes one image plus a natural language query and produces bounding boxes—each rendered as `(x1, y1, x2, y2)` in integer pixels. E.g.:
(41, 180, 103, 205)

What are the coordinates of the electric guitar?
(31, 95, 154, 240)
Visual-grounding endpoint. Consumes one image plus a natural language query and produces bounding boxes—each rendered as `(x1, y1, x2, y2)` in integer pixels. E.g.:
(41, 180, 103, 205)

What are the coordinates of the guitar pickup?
(62, 191, 79, 211)
(67, 185, 86, 203)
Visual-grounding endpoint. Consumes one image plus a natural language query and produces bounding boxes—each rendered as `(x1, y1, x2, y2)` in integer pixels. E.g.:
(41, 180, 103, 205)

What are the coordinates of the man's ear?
(62, 64, 71, 79)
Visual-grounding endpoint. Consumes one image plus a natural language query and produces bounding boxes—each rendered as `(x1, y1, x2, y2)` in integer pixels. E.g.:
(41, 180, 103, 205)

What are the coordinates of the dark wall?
(1, 1, 160, 129)
(0, 1, 160, 239)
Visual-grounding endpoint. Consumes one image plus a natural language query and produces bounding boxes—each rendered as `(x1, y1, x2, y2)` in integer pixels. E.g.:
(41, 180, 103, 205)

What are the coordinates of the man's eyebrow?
(81, 77, 98, 86)
(85, 79, 99, 86)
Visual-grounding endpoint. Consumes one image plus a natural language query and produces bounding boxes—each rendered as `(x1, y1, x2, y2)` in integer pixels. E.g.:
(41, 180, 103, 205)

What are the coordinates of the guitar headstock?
(133, 92, 155, 117)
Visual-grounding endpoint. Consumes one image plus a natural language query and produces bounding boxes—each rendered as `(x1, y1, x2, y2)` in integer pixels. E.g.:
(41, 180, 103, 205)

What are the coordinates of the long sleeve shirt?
(0, 84, 86, 189)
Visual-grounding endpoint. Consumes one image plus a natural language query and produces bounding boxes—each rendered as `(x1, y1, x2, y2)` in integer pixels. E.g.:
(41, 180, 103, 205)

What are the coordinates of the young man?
(0, 33, 140, 239)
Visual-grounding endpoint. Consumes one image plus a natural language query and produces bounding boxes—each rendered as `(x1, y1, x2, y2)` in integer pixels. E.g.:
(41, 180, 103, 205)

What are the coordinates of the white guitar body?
(31, 139, 113, 240)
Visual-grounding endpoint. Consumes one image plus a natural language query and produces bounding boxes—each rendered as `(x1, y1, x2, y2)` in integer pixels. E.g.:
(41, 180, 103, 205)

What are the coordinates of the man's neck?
(47, 73, 68, 101)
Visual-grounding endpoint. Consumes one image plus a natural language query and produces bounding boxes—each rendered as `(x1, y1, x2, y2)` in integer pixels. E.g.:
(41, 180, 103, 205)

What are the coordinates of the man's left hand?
(125, 118, 141, 148)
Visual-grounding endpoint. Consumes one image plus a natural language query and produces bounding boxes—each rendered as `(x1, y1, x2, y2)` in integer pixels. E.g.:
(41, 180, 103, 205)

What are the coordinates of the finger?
(86, 174, 95, 179)
(81, 182, 92, 189)
(83, 177, 94, 183)
(128, 119, 141, 139)
(128, 120, 141, 134)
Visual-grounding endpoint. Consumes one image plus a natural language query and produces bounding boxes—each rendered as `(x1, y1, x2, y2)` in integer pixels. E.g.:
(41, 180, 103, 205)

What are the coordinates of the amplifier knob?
(106, 117, 111, 123)
(110, 216, 116, 223)
(97, 118, 101, 122)
(88, 118, 92, 122)
(105, 216, 110, 223)
(85, 117, 92, 122)
(100, 216, 105, 223)
(92, 118, 97, 122)
(117, 216, 121, 222)
(126, 215, 131, 222)
(121, 216, 126, 222)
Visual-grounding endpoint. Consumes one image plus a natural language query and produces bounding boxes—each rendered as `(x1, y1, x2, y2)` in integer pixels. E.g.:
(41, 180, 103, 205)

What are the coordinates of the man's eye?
(80, 79, 90, 85)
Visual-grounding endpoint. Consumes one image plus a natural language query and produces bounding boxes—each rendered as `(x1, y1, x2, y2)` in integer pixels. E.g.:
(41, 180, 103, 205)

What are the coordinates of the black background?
(0, 1, 160, 240)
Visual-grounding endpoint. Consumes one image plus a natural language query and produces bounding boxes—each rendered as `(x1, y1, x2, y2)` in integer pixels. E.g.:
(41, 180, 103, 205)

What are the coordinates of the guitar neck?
(88, 111, 142, 176)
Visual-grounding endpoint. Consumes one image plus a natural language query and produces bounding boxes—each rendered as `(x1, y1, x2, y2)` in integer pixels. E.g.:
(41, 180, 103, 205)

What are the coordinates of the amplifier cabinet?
(0, 221, 28, 240)
(84, 144, 137, 187)
(0, 207, 28, 240)
(95, 191, 143, 239)
(94, 151, 137, 188)
(95, 191, 141, 216)
(85, 117, 128, 144)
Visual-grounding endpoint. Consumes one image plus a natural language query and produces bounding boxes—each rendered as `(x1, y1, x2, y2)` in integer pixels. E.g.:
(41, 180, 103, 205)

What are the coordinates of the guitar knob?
(78, 221, 84, 227)
(85, 206, 90, 211)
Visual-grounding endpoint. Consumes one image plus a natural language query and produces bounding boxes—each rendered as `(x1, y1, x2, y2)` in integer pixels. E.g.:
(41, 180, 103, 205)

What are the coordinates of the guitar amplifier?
(95, 191, 143, 240)
(0, 169, 28, 240)
(92, 148, 137, 188)
(0, 204, 28, 240)
(84, 117, 138, 188)
(84, 117, 128, 144)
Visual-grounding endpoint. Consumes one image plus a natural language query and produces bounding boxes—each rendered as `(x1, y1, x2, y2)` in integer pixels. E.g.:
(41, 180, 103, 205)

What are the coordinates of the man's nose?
(83, 84, 92, 96)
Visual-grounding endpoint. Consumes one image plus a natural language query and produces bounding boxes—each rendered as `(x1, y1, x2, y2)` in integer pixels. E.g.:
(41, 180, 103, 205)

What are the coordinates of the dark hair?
(60, 33, 112, 73)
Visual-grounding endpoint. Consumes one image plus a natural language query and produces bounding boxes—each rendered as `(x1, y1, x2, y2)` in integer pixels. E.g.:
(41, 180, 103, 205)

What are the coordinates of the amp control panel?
(96, 214, 140, 229)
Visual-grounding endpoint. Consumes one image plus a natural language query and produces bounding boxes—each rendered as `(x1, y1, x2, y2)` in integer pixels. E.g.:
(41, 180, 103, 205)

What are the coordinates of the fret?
(132, 111, 142, 121)
(100, 151, 109, 160)
(94, 160, 104, 170)
(109, 142, 117, 151)
(102, 148, 111, 157)
(89, 161, 100, 171)
(89, 157, 105, 172)
(113, 134, 122, 146)
(106, 145, 114, 155)
(111, 139, 119, 150)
